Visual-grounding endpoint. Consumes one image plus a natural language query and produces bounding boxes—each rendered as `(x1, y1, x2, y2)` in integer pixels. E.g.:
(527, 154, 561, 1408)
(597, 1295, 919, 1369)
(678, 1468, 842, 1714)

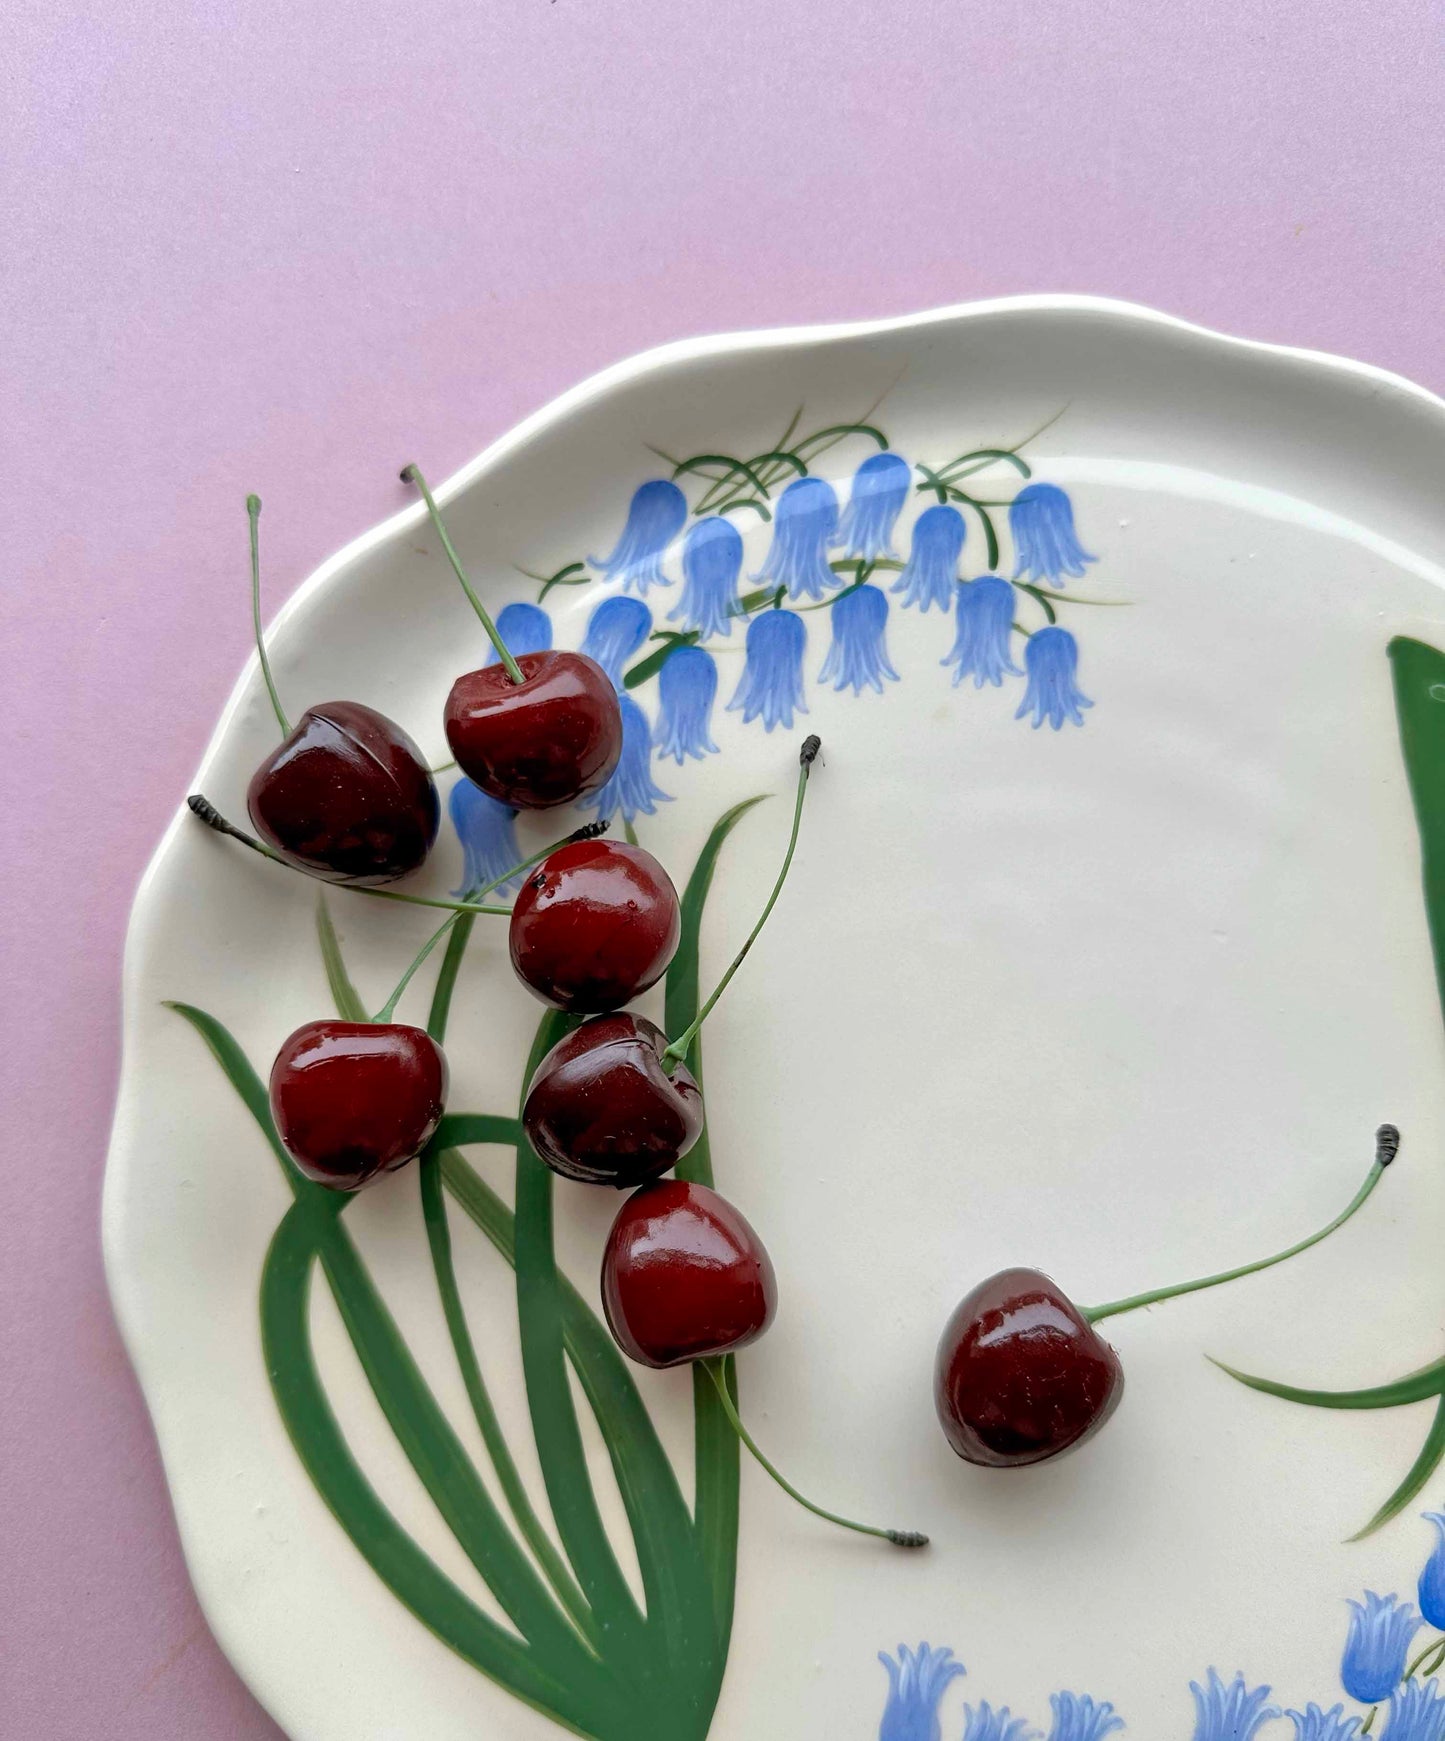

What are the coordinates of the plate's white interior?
(106, 300, 1445, 1739)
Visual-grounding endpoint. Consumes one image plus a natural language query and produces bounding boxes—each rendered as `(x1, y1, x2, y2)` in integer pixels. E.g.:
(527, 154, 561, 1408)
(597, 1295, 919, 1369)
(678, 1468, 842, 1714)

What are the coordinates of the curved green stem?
(402, 464, 525, 684)
(247, 495, 290, 735)
(702, 1362, 924, 1548)
(1404, 1635, 1445, 1680)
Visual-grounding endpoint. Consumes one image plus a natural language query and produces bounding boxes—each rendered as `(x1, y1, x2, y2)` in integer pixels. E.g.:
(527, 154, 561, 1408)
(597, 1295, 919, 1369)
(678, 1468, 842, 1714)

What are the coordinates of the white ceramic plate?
(105, 298, 1445, 1741)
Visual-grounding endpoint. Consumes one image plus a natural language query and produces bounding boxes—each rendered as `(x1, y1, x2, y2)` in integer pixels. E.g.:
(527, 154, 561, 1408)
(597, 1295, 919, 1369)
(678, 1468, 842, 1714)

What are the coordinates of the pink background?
(5, 3, 1445, 1734)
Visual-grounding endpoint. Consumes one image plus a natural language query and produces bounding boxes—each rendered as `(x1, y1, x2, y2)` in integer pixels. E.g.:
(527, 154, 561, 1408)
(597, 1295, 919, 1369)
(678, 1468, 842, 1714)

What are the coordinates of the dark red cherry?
(602, 1180, 777, 1369)
(934, 1267, 1124, 1467)
(269, 1019, 448, 1190)
(247, 700, 439, 886)
(523, 1013, 702, 1185)
(444, 651, 622, 810)
(509, 839, 681, 1014)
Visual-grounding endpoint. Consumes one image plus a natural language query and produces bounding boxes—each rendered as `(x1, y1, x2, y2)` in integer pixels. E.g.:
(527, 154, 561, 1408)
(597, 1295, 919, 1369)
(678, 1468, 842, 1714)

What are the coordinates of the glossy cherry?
(523, 1013, 702, 1185)
(269, 1019, 448, 1190)
(602, 1180, 776, 1368)
(510, 839, 681, 1013)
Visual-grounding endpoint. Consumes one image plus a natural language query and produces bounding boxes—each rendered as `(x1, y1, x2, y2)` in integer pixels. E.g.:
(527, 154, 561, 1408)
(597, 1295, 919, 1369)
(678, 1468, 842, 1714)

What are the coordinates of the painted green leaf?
(314, 894, 368, 1022)
(1349, 1396, 1445, 1540)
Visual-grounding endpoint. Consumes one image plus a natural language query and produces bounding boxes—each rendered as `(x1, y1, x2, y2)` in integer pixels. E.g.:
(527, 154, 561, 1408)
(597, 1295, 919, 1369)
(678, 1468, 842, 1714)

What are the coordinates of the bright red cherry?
(269, 1020, 448, 1190)
(509, 839, 681, 1014)
(602, 1180, 777, 1368)
(443, 650, 622, 809)
(523, 1013, 702, 1185)
(247, 700, 440, 885)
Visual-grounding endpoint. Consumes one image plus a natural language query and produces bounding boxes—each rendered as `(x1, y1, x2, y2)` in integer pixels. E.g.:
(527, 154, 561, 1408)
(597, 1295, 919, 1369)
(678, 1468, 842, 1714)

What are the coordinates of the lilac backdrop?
(4, 2, 1445, 1734)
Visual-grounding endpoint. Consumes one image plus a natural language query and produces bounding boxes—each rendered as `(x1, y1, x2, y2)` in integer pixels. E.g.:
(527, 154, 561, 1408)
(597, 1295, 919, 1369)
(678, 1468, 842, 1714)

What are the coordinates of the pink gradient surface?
(4, 3, 1444, 1734)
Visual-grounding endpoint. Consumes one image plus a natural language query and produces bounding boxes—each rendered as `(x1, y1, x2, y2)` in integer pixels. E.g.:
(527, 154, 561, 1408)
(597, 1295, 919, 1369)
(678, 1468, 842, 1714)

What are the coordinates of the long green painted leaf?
(1390, 637, 1445, 1033)
(1350, 1395, 1445, 1540)
(315, 894, 368, 1022)
(427, 911, 475, 1043)
(166, 1001, 299, 1186)
(1210, 1355, 1445, 1410)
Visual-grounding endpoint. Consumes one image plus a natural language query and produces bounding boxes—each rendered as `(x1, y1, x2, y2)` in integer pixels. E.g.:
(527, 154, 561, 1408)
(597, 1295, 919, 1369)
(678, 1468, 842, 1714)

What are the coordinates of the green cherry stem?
(400, 464, 526, 685)
(660, 734, 820, 1074)
(1082, 1125, 1399, 1325)
(702, 1361, 926, 1548)
(247, 495, 290, 736)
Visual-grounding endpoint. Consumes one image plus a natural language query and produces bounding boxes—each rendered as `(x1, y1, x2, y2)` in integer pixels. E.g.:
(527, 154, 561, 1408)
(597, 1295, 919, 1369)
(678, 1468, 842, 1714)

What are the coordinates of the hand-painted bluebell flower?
(669, 516, 744, 638)
(1046, 1691, 1125, 1741)
(1189, 1670, 1279, 1741)
(963, 1700, 1039, 1741)
(654, 644, 719, 764)
(833, 451, 911, 560)
(876, 1643, 964, 1741)
(1381, 1679, 1445, 1741)
(892, 504, 967, 613)
(581, 595, 653, 688)
(1420, 1512, 1445, 1630)
(589, 478, 687, 594)
(1015, 625, 1092, 730)
(1287, 1704, 1362, 1741)
(941, 574, 1022, 689)
(448, 777, 522, 897)
(1009, 483, 1095, 586)
(582, 692, 670, 824)
(727, 606, 808, 730)
(483, 600, 553, 665)
(818, 583, 899, 696)
(1341, 1593, 1424, 1704)
(753, 476, 840, 601)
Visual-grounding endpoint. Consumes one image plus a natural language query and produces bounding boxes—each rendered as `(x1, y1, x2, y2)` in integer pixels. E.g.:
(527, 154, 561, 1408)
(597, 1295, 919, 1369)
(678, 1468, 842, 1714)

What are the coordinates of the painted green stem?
(247, 494, 290, 735)
(402, 463, 526, 684)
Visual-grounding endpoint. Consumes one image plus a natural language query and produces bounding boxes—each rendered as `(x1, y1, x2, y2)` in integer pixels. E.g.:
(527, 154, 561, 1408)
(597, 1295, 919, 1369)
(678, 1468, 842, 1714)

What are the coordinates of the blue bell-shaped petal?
(654, 645, 719, 764)
(582, 595, 653, 688)
(448, 777, 523, 897)
(754, 476, 840, 601)
(1287, 1705, 1362, 1741)
(1045, 1692, 1124, 1741)
(833, 451, 911, 560)
(1009, 483, 1095, 586)
(818, 583, 899, 696)
(589, 479, 687, 594)
(727, 607, 808, 731)
(1420, 1512, 1445, 1630)
(1380, 1679, 1445, 1741)
(1341, 1592, 1423, 1705)
(877, 1643, 964, 1741)
(1015, 625, 1092, 730)
(483, 601, 553, 665)
(963, 1701, 1038, 1741)
(670, 516, 743, 638)
(1189, 1672, 1279, 1741)
(893, 504, 966, 613)
(582, 692, 670, 824)
(942, 575, 1022, 689)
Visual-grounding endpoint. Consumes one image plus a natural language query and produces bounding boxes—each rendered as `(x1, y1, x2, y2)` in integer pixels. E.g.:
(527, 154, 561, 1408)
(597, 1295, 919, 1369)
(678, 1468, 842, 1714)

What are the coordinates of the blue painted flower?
(833, 451, 912, 560)
(1015, 625, 1092, 730)
(818, 583, 899, 695)
(1421, 1513, 1445, 1630)
(728, 607, 808, 730)
(1341, 1593, 1423, 1704)
(654, 645, 719, 764)
(1381, 1680, 1445, 1741)
(942, 575, 1022, 689)
(582, 693, 670, 824)
(483, 600, 552, 665)
(1046, 1692, 1125, 1741)
(754, 476, 840, 601)
(589, 478, 687, 593)
(893, 505, 967, 613)
(669, 515, 744, 638)
(581, 595, 653, 688)
(1189, 1671, 1279, 1741)
(448, 778, 522, 897)
(1288, 1705, 1362, 1741)
(876, 1643, 964, 1741)
(963, 1701, 1039, 1741)
(1009, 483, 1095, 586)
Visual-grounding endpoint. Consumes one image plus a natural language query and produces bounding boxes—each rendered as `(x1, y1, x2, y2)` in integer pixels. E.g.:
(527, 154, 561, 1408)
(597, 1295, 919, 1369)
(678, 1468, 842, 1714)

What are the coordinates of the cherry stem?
(661, 735, 821, 1073)
(370, 820, 610, 1024)
(1082, 1125, 1399, 1325)
(400, 464, 526, 685)
(248, 495, 291, 736)
(702, 1360, 926, 1548)
(185, 795, 512, 916)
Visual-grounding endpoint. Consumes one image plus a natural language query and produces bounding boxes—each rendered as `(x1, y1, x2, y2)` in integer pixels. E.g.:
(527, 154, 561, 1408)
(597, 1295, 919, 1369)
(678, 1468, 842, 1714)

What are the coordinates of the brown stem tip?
(1376, 1123, 1401, 1167)
(567, 819, 611, 844)
(886, 1530, 929, 1549)
(800, 734, 821, 768)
